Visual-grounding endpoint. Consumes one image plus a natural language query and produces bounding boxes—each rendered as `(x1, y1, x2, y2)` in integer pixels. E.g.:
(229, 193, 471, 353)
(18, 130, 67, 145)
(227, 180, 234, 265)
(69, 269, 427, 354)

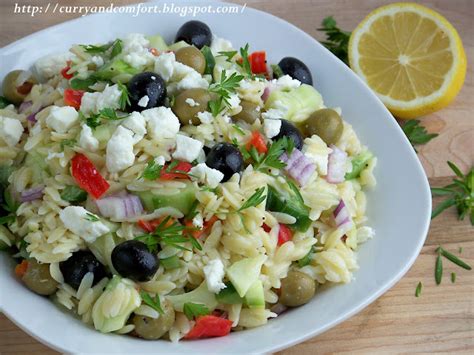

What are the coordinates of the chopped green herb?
(60, 139, 76, 150)
(135, 216, 202, 252)
(218, 50, 238, 62)
(402, 120, 438, 151)
(183, 302, 210, 320)
(70, 77, 98, 91)
(248, 137, 294, 172)
(207, 70, 244, 116)
(201, 46, 216, 75)
(0, 96, 12, 109)
(237, 44, 252, 76)
(435, 253, 443, 285)
(141, 160, 163, 180)
(345, 151, 373, 180)
(415, 282, 422, 297)
(60, 186, 88, 203)
(85, 213, 99, 222)
(298, 246, 315, 267)
(232, 124, 246, 136)
(140, 291, 164, 315)
(436, 246, 471, 270)
(431, 161, 473, 225)
(80, 42, 114, 54)
(81, 108, 126, 129)
(117, 82, 131, 110)
(110, 39, 123, 58)
(451, 272, 456, 283)
(0, 189, 19, 225)
(208, 96, 224, 117)
(317, 16, 351, 65)
(237, 187, 266, 212)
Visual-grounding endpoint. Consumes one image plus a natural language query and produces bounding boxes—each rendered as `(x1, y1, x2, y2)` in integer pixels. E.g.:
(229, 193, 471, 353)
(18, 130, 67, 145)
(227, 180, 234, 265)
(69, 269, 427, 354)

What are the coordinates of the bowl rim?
(0, 1, 432, 353)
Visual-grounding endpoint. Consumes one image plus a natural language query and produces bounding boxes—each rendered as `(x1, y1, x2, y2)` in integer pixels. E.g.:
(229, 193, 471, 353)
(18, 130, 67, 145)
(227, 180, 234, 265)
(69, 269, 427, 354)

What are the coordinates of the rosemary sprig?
(435, 252, 443, 285)
(436, 246, 471, 270)
(237, 187, 266, 212)
(451, 272, 456, 283)
(415, 282, 422, 297)
(431, 161, 473, 225)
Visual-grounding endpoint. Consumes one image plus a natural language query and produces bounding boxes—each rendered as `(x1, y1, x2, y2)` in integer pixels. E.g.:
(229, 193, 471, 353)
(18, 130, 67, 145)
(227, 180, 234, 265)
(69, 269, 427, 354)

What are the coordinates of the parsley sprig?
(80, 108, 125, 129)
(135, 216, 202, 252)
(183, 302, 210, 320)
(241, 137, 294, 172)
(218, 50, 238, 62)
(80, 39, 123, 59)
(402, 120, 438, 151)
(208, 70, 244, 117)
(237, 44, 252, 76)
(317, 16, 351, 65)
(0, 190, 18, 225)
(117, 82, 131, 111)
(140, 291, 164, 315)
(431, 161, 473, 225)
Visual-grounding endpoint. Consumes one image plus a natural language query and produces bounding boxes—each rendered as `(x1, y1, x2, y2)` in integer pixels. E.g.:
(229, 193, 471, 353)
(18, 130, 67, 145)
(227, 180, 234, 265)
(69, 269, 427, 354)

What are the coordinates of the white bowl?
(0, 1, 431, 353)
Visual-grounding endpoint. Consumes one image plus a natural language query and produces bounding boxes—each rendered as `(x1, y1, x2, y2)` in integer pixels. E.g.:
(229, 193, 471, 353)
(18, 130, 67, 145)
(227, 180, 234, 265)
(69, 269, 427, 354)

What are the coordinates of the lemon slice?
(349, 2, 466, 119)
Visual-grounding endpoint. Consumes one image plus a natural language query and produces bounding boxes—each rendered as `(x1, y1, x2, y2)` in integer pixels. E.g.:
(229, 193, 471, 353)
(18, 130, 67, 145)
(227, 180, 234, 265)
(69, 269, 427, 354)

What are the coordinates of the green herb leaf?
(208, 70, 244, 116)
(218, 50, 238, 62)
(270, 64, 284, 79)
(345, 151, 373, 180)
(402, 120, 438, 151)
(317, 16, 351, 65)
(141, 160, 163, 180)
(85, 212, 99, 222)
(183, 302, 210, 320)
(237, 187, 266, 212)
(201, 46, 216, 75)
(60, 186, 88, 203)
(435, 253, 443, 285)
(80, 42, 114, 54)
(70, 77, 98, 91)
(117, 82, 131, 110)
(208, 96, 225, 117)
(251, 137, 294, 171)
(451, 272, 456, 283)
(140, 291, 164, 315)
(0, 215, 15, 225)
(430, 162, 473, 225)
(415, 281, 422, 297)
(0, 96, 12, 109)
(60, 139, 77, 150)
(436, 246, 472, 270)
(237, 44, 252, 76)
(98, 107, 121, 121)
(232, 124, 246, 136)
(110, 39, 123, 58)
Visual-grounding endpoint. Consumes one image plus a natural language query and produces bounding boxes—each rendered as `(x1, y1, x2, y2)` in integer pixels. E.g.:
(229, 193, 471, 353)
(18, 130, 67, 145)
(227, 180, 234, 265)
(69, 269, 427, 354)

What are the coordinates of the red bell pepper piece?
(71, 153, 110, 199)
(249, 51, 267, 74)
(184, 315, 233, 340)
(64, 88, 85, 110)
(277, 224, 293, 246)
(137, 217, 175, 233)
(185, 215, 219, 239)
(61, 61, 74, 79)
(160, 161, 192, 180)
(246, 131, 268, 154)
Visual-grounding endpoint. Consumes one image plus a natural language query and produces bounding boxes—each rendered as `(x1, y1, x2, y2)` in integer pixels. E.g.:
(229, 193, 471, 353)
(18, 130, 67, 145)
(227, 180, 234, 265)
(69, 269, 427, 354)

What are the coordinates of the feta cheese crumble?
(203, 259, 226, 293)
(137, 95, 150, 108)
(185, 98, 200, 107)
(79, 124, 99, 151)
(106, 126, 136, 173)
(80, 84, 122, 115)
(190, 163, 224, 188)
(263, 119, 282, 138)
(172, 134, 204, 162)
(59, 206, 110, 243)
(142, 107, 180, 141)
(45, 106, 79, 133)
(0, 116, 23, 147)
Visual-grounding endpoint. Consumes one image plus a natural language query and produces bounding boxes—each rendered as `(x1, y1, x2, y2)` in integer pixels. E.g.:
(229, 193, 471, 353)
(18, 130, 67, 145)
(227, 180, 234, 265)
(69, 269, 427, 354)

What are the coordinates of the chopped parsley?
(183, 302, 210, 320)
(140, 291, 164, 315)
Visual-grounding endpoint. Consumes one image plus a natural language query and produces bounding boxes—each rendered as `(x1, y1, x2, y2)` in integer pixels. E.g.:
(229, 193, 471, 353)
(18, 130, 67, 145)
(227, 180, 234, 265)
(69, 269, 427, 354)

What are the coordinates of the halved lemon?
(349, 2, 466, 119)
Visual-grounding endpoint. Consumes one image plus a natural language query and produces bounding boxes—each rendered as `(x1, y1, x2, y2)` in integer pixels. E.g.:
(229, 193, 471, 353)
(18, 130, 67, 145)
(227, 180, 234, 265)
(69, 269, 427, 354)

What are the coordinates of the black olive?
(205, 143, 243, 182)
(111, 240, 158, 282)
(274, 119, 304, 150)
(127, 72, 166, 112)
(59, 250, 107, 290)
(277, 57, 313, 86)
(175, 21, 212, 49)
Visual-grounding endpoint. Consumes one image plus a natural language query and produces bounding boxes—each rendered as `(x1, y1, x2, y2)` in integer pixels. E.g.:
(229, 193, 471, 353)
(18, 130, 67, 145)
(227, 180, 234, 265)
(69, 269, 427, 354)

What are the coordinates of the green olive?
(172, 88, 212, 125)
(175, 46, 206, 75)
(21, 259, 58, 296)
(302, 109, 343, 145)
(233, 100, 260, 123)
(279, 270, 316, 307)
(132, 299, 175, 340)
(2, 70, 36, 105)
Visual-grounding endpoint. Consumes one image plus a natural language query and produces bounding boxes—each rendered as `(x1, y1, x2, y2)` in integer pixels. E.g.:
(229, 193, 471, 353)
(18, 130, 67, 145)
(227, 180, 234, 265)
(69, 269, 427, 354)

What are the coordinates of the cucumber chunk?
(147, 35, 168, 51)
(265, 84, 323, 123)
(137, 183, 197, 215)
(167, 281, 218, 312)
(244, 279, 265, 309)
(226, 255, 266, 297)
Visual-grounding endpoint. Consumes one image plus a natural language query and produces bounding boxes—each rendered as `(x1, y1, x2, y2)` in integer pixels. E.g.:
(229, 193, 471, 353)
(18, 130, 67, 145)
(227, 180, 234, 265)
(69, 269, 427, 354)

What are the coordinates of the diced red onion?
(20, 185, 45, 202)
(280, 148, 315, 186)
(270, 303, 288, 315)
(327, 145, 347, 184)
(96, 193, 143, 221)
(19, 101, 32, 113)
(333, 199, 352, 228)
(261, 87, 271, 102)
